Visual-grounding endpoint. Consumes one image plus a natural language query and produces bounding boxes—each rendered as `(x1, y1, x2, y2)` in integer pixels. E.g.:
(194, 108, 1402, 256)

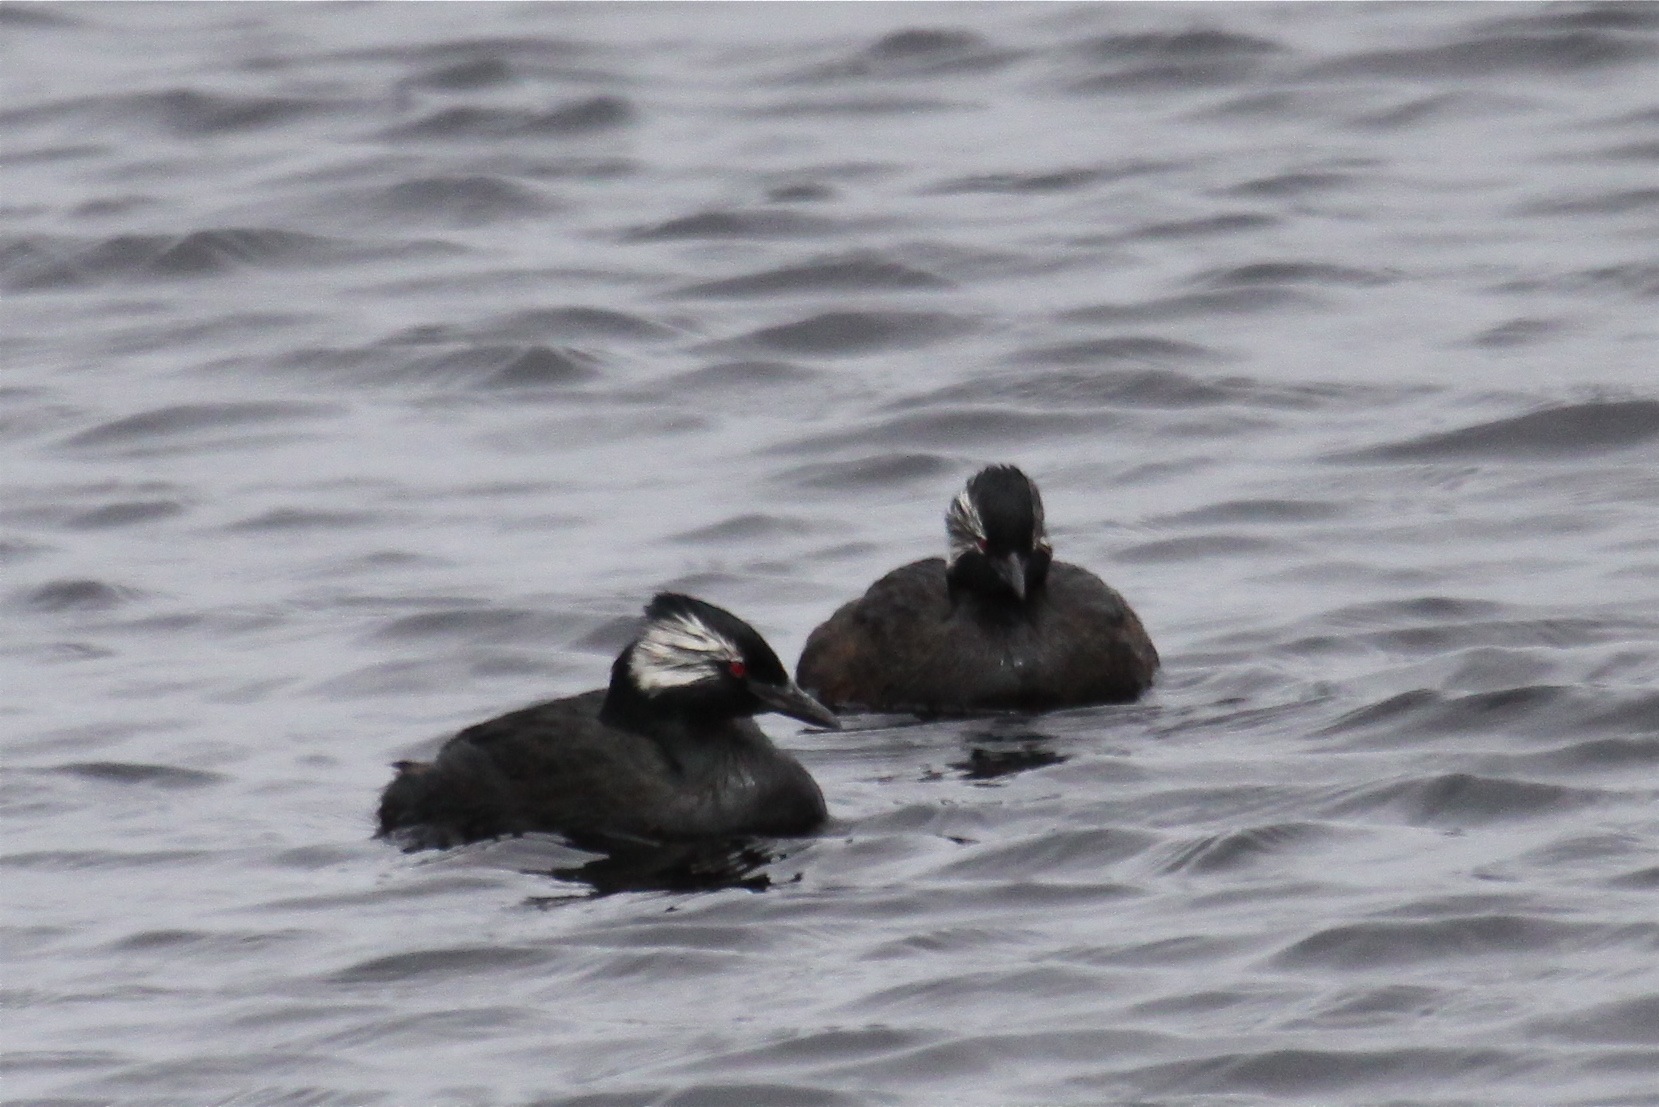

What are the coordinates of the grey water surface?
(3, 3, 1658, 1105)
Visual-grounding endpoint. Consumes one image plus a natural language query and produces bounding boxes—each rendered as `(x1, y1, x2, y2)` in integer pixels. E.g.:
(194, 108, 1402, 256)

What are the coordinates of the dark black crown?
(966, 465, 1043, 553)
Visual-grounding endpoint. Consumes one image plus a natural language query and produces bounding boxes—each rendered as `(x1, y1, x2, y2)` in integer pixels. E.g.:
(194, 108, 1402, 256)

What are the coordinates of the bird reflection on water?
(953, 735, 1067, 782)
(530, 839, 793, 900)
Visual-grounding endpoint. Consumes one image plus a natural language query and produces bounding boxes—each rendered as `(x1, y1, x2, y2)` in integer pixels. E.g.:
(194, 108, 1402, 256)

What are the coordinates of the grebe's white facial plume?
(945, 487, 986, 568)
(628, 609, 742, 693)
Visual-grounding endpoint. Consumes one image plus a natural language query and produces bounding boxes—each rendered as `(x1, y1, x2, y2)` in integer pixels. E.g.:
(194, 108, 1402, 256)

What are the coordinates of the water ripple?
(1340, 400, 1659, 460)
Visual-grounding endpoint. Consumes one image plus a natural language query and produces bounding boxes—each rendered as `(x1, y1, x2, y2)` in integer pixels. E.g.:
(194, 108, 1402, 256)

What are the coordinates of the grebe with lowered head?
(796, 465, 1158, 715)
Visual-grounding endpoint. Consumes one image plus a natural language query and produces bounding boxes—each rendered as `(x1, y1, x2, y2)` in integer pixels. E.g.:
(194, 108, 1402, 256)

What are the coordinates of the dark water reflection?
(953, 741, 1068, 782)
(539, 840, 788, 899)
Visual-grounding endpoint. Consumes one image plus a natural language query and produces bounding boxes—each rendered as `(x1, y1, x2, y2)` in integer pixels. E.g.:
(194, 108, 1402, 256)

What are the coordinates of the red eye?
(728, 660, 747, 679)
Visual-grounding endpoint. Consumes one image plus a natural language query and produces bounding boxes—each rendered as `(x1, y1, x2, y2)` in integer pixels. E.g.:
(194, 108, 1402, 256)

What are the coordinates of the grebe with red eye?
(378, 593, 837, 851)
(796, 465, 1159, 715)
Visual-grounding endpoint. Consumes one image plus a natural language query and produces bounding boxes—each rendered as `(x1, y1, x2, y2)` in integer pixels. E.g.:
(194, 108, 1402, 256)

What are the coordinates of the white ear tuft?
(628, 611, 742, 693)
(945, 487, 985, 567)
